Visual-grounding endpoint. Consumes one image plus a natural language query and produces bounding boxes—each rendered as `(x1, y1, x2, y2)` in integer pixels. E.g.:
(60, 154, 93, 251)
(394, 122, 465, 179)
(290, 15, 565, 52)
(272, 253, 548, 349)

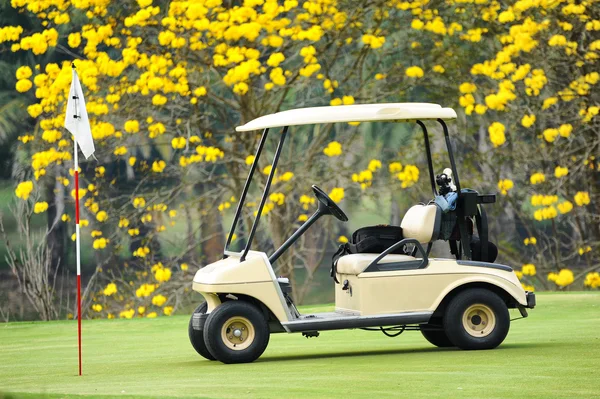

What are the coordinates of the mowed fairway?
(1, 292, 599, 399)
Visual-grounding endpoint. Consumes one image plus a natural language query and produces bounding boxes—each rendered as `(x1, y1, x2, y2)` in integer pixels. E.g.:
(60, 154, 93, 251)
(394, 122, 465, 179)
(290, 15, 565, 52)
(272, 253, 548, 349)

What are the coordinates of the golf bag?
(330, 225, 407, 283)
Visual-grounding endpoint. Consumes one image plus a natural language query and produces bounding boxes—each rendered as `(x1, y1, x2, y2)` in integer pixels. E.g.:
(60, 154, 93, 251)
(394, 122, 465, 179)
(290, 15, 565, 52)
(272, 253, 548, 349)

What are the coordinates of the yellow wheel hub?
(221, 316, 255, 350)
(462, 304, 496, 337)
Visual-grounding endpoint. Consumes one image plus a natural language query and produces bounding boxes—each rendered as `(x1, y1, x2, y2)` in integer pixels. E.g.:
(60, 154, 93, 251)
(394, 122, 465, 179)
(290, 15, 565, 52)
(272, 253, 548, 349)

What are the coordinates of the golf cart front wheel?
(420, 322, 454, 347)
(443, 288, 509, 350)
(204, 301, 269, 364)
(188, 302, 216, 360)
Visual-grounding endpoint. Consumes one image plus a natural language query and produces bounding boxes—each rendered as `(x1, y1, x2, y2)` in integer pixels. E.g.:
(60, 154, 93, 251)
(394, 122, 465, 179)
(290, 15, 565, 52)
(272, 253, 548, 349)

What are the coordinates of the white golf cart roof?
(236, 103, 457, 132)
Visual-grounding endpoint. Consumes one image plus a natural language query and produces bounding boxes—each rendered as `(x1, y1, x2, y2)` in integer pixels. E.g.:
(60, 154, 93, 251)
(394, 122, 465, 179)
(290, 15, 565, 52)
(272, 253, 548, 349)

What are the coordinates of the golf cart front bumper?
(517, 292, 535, 318)
(526, 291, 536, 308)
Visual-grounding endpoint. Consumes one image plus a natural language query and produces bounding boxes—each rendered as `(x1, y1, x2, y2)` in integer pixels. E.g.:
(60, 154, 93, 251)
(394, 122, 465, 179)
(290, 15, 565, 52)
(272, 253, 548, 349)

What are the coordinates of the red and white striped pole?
(66, 64, 95, 376)
(74, 138, 82, 376)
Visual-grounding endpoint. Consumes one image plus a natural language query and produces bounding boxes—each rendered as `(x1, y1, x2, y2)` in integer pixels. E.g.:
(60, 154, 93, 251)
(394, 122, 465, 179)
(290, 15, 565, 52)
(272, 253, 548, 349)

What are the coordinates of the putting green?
(1, 292, 599, 399)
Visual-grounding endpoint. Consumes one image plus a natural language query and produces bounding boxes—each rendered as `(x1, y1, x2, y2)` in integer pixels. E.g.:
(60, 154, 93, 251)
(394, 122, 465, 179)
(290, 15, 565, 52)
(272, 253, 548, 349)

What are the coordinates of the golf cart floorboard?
(282, 311, 433, 333)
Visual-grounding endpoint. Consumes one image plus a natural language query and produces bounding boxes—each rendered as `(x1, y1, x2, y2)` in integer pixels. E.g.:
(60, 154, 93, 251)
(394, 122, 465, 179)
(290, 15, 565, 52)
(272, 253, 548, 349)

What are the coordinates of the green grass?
(1, 292, 600, 399)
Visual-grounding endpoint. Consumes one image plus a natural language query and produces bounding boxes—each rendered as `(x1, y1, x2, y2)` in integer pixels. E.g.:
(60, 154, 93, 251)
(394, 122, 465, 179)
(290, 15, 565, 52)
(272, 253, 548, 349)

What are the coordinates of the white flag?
(64, 69, 95, 159)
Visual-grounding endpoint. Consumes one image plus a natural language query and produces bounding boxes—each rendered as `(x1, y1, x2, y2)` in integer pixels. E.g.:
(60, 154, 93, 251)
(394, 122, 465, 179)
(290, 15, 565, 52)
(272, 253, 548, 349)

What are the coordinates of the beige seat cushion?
(336, 253, 418, 275)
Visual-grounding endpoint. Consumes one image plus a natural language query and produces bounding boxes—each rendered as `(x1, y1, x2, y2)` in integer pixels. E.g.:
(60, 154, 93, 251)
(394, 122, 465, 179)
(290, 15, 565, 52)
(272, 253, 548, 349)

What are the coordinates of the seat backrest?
(400, 204, 441, 243)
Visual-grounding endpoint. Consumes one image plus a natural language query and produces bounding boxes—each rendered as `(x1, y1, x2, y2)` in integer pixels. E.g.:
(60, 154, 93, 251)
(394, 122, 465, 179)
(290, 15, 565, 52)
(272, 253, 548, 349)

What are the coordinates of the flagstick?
(74, 138, 82, 376)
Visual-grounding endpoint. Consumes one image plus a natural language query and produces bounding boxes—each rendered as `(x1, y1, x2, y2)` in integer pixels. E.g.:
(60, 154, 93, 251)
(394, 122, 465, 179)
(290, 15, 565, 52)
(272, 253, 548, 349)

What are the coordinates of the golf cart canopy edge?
(236, 103, 457, 132)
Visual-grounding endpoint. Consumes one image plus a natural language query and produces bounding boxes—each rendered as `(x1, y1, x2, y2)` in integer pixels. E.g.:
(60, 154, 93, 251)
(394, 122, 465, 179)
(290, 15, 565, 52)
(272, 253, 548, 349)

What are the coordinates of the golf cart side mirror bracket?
(477, 194, 496, 204)
(364, 238, 428, 272)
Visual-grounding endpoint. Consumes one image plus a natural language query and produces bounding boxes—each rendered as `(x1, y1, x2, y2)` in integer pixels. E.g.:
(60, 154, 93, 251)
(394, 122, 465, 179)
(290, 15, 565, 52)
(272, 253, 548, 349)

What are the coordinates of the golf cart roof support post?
(437, 118, 461, 195)
(416, 120, 437, 197)
(269, 209, 320, 264)
(224, 128, 270, 257)
(241, 126, 289, 262)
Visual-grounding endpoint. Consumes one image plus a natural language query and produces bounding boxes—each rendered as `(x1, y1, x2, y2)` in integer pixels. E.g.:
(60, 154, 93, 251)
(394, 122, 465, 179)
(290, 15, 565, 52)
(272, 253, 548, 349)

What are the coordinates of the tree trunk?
(46, 179, 66, 270)
(199, 197, 225, 264)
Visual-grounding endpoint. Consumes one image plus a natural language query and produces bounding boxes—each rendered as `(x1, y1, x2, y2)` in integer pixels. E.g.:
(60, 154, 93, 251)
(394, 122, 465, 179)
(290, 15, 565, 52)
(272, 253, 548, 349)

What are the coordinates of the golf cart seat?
(336, 204, 441, 275)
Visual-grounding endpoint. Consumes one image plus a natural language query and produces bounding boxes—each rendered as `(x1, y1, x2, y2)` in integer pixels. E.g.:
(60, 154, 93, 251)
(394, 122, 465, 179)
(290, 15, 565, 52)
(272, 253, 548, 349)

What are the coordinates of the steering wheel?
(311, 185, 349, 222)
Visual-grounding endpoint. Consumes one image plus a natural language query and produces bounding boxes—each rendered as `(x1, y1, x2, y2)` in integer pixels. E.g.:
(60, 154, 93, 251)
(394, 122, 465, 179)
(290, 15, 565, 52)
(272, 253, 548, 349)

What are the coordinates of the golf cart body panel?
(193, 251, 292, 323)
(236, 103, 457, 132)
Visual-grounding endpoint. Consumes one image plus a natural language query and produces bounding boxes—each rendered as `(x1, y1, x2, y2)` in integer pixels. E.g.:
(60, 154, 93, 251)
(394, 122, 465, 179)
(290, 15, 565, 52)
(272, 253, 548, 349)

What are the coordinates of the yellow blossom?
(93, 238, 109, 250)
(405, 66, 424, 78)
(103, 283, 117, 296)
(16, 79, 32, 92)
(554, 269, 574, 287)
(34, 202, 48, 213)
(329, 187, 344, 203)
(323, 141, 342, 157)
(554, 166, 568, 178)
(124, 120, 140, 133)
(488, 122, 506, 147)
(557, 201, 573, 214)
(558, 124, 572, 137)
(530, 173, 545, 185)
(154, 267, 172, 283)
(135, 283, 155, 298)
(584, 272, 600, 288)
(459, 82, 477, 94)
(152, 160, 166, 173)
(497, 179, 513, 195)
(96, 211, 108, 222)
(574, 192, 590, 206)
(171, 137, 186, 149)
(362, 34, 385, 49)
(68, 33, 81, 48)
(522, 264, 536, 276)
(521, 114, 536, 128)
(152, 294, 167, 306)
(15, 181, 34, 200)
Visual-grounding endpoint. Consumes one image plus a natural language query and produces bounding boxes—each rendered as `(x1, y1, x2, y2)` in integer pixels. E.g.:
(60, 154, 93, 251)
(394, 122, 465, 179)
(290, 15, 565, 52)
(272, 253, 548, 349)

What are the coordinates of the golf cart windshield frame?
(223, 119, 460, 262)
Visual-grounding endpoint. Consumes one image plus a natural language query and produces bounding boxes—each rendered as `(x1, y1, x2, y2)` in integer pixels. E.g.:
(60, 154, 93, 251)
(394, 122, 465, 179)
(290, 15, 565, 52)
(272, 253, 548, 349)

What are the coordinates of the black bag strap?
(330, 243, 350, 284)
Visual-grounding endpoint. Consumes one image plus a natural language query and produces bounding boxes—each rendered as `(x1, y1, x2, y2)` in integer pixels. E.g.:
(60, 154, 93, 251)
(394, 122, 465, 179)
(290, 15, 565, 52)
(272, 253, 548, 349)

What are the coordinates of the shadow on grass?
(176, 341, 557, 366)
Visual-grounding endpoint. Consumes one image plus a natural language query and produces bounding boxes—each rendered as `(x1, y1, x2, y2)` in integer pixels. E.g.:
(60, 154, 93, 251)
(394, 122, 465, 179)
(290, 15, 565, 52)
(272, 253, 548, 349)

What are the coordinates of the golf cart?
(189, 103, 536, 364)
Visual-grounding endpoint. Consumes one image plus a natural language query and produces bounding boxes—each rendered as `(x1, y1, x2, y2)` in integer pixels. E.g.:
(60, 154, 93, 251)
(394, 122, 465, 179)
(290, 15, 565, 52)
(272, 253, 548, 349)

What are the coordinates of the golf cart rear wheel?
(188, 302, 216, 360)
(443, 288, 509, 350)
(204, 301, 269, 364)
(420, 322, 454, 347)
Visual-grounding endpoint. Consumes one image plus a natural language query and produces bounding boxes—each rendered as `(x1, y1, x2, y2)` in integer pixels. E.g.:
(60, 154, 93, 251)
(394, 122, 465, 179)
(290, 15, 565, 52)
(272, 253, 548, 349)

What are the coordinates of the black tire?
(188, 302, 216, 360)
(420, 322, 454, 347)
(204, 301, 270, 364)
(443, 288, 510, 350)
